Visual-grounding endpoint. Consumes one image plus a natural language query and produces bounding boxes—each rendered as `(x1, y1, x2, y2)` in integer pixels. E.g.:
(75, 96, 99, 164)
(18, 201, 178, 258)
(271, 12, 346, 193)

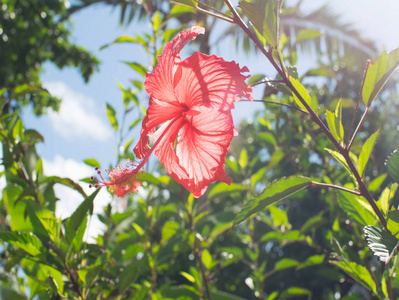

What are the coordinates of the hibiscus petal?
(134, 97, 186, 158)
(174, 106, 235, 197)
(174, 52, 253, 111)
(145, 26, 205, 104)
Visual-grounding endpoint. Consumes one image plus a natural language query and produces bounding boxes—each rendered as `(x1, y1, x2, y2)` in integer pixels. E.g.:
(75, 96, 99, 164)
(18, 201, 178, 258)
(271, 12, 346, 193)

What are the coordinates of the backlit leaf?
(364, 225, 399, 269)
(358, 130, 379, 177)
(289, 77, 312, 113)
(386, 150, 399, 183)
(106, 102, 118, 131)
(362, 47, 399, 106)
(233, 176, 311, 226)
(331, 261, 376, 293)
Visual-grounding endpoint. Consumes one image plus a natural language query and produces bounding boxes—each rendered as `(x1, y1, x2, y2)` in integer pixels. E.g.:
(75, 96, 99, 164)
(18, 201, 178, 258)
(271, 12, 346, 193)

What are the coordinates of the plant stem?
(223, 0, 388, 230)
(66, 264, 85, 299)
(347, 60, 371, 145)
(311, 181, 361, 196)
(346, 106, 369, 151)
(241, 99, 307, 114)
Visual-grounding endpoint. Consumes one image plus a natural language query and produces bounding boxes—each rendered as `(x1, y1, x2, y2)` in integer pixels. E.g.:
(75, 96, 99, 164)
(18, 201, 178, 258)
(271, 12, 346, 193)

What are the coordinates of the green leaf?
(161, 221, 180, 245)
(259, 132, 277, 146)
(100, 35, 147, 50)
(105, 102, 118, 131)
(386, 150, 399, 183)
(289, 77, 313, 113)
(151, 11, 162, 32)
(202, 249, 212, 270)
(364, 225, 399, 266)
(238, 0, 278, 47)
(296, 254, 324, 270)
(124, 62, 148, 77)
(358, 130, 379, 177)
(117, 260, 144, 293)
(295, 29, 322, 44)
(378, 183, 398, 217)
(170, 0, 197, 8)
(169, 4, 195, 19)
(238, 149, 248, 169)
(180, 271, 196, 283)
(324, 148, 352, 176)
(388, 210, 399, 236)
(83, 158, 100, 168)
(274, 258, 299, 271)
(208, 183, 248, 199)
(0, 232, 42, 256)
(331, 261, 376, 293)
(336, 191, 378, 227)
(233, 176, 311, 226)
(280, 287, 311, 298)
(43, 176, 86, 197)
(65, 189, 100, 245)
(362, 47, 399, 106)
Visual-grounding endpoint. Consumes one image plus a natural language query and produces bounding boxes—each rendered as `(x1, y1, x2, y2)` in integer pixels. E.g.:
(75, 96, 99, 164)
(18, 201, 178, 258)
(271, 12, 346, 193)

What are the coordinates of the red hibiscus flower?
(92, 26, 252, 198)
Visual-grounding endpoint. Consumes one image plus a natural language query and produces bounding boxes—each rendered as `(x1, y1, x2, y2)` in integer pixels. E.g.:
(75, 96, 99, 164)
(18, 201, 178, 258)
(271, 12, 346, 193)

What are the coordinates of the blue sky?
(16, 0, 399, 235)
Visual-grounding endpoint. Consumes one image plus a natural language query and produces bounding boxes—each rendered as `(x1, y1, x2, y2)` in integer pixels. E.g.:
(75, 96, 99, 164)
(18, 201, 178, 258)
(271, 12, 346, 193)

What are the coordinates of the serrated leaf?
(289, 77, 312, 113)
(233, 176, 311, 226)
(359, 130, 379, 177)
(238, 0, 278, 47)
(364, 225, 399, 268)
(106, 103, 118, 131)
(331, 260, 376, 293)
(0, 232, 42, 256)
(336, 191, 378, 227)
(386, 150, 399, 183)
(362, 47, 399, 106)
(324, 148, 352, 176)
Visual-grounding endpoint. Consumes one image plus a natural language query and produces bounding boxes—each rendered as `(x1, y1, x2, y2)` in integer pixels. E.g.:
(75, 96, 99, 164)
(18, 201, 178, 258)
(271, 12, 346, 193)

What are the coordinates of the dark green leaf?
(233, 176, 311, 226)
(65, 189, 100, 244)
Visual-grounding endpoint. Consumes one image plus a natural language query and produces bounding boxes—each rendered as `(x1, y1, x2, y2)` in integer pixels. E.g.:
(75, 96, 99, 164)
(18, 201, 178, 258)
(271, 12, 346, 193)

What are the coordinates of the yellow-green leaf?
(359, 130, 380, 177)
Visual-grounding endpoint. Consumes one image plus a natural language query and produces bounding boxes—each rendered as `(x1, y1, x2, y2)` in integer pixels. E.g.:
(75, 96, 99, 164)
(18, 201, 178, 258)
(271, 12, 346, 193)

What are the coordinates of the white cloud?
(43, 155, 111, 239)
(44, 81, 112, 142)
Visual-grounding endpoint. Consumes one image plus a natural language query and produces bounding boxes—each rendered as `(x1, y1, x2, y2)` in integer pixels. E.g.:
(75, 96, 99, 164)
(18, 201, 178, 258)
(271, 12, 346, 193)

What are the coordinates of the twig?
(347, 60, 371, 145)
(346, 106, 369, 152)
(65, 264, 84, 299)
(311, 181, 361, 196)
(223, 0, 388, 230)
(241, 99, 307, 114)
